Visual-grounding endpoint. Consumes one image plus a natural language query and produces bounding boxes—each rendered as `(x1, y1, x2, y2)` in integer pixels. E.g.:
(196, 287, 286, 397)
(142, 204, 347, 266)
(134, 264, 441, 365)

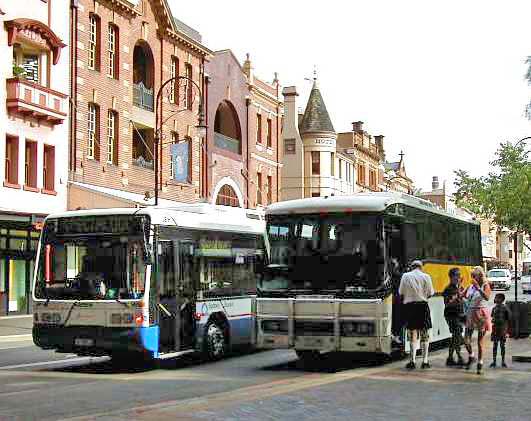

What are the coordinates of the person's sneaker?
(456, 357, 466, 367)
(477, 362, 483, 375)
(405, 361, 416, 370)
(446, 357, 456, 367)
(421, 362, 431, 369)
(465, 356, 476, 370)
(502, 362, 508, 368)
(489, 361, 497, 368)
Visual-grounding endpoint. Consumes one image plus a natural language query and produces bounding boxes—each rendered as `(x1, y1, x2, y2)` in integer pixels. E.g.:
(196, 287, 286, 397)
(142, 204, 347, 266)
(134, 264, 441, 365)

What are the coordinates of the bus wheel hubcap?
(208, 324, 225, 356)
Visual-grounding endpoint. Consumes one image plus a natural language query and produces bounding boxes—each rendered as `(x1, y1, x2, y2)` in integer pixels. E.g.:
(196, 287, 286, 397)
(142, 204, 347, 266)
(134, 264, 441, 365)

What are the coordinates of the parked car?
(487, 268, 511, 290)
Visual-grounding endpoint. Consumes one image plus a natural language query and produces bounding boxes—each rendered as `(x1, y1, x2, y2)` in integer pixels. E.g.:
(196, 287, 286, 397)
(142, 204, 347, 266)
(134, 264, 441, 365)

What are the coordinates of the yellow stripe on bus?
(423, 263, 475, 294)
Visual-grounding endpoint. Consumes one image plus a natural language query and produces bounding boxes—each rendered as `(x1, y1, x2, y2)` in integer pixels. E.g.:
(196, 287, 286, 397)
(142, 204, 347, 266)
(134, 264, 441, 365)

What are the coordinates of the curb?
(0, 334, 33, 343)
(512, 355, 531, 363)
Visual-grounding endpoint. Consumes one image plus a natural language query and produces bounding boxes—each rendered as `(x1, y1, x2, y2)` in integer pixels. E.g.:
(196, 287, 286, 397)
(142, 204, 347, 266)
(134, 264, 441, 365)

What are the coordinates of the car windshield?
(260, 214, 385, 294)
(34, 216, 150, 300)
(488, 270, 508, 278)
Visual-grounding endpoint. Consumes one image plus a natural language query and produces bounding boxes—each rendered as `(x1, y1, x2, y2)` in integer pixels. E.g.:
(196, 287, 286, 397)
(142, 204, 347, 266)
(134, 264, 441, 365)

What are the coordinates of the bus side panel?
(195, 297, 254, 347)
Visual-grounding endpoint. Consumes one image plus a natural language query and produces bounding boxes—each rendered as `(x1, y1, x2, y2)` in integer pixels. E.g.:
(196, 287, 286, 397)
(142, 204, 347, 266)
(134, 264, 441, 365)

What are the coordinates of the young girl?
(463, 266, 492, 374)
(490, 293, 511, 368)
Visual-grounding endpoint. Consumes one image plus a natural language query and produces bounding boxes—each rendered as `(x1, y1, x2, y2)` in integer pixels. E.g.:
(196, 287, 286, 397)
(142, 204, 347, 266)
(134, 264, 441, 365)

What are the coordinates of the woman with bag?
(463, 266, 492, 374)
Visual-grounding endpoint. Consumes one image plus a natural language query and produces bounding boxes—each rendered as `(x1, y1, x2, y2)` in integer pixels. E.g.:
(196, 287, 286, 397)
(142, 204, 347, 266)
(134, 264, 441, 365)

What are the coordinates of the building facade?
(68, 0, 211, 209)
(281, 80, 356, 200)
(205, 51, 281, 209)
(0, 0, 69, 315)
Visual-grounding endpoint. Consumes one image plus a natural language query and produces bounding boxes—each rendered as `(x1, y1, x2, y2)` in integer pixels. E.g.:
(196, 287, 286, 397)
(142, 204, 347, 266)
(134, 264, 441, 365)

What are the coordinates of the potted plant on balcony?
(12, 63, 26, 79)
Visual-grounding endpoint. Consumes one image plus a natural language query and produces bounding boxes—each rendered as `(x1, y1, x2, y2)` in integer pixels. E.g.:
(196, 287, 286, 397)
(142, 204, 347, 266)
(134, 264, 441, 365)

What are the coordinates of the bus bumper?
(32, 325, 159, 357)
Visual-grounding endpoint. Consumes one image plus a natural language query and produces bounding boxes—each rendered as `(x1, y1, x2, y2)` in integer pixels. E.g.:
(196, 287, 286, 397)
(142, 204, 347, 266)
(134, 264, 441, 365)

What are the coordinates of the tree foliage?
(454, 141, 531, 235)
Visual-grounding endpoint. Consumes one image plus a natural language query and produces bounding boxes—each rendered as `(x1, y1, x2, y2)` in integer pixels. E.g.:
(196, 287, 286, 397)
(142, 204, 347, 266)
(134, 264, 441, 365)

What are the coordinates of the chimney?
(282, 86, 300, 135)
(352, 121, 364, 132)
(374, 135, 385, 160)
(432, 176, 440, 190)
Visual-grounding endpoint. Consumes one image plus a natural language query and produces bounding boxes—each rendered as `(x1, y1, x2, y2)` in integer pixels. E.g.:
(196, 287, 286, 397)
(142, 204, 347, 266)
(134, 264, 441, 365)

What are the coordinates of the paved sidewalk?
(0, 315, 33, 339)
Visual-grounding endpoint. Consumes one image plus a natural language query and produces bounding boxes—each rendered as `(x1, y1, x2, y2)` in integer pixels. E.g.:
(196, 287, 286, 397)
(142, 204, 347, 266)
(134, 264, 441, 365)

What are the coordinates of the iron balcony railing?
(214, 132, 241, 154)
(132, 82, 154, 111)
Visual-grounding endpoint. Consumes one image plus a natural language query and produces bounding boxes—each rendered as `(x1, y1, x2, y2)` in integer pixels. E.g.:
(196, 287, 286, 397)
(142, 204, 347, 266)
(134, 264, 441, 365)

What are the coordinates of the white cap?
(410, 260, 423, 269)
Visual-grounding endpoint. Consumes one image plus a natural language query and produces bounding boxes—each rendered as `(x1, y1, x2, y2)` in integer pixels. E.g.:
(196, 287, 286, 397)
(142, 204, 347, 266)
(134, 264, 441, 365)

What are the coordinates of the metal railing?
(133, 82, 154, 111)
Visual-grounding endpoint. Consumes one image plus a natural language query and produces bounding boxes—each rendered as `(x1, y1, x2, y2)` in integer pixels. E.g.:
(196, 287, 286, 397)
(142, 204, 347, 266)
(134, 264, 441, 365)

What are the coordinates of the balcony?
(214, 132, 241, 154)
(6, 78, 67, 125)
(133, 82, 154, 111)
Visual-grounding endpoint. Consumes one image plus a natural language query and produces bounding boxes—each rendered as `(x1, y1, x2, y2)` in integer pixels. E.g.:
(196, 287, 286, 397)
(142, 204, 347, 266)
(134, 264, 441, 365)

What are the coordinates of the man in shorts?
(399, 260, 435, 369)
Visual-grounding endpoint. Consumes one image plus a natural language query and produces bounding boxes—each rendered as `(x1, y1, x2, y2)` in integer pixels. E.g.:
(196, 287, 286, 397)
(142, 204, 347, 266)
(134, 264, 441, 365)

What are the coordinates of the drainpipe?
(246, 97, 251, 208)
(276, 91, 280, 202)
(202, 59, 209, 199)
(159, 36, 164, 195)
(69, 0, 78, 177)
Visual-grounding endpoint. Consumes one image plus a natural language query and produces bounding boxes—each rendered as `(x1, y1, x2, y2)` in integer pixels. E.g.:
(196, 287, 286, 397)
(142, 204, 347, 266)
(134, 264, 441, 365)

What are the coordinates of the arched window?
(213, 101, 241, 154)
(132, 41, 154, 110)
(216, 185, 240, 207)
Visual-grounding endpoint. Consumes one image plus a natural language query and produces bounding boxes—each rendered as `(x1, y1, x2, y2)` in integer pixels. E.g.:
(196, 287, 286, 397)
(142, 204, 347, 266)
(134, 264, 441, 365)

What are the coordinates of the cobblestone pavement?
(55, 338, 531, 421)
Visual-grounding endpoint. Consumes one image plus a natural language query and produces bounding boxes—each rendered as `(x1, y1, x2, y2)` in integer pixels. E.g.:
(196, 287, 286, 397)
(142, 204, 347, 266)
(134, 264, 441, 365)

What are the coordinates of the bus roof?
(45, 204, 265, 235)
(265, 192, 478, 224)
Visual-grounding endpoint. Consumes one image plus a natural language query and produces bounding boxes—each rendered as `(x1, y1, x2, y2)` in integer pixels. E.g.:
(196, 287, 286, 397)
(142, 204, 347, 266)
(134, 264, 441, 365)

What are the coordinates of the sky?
(169, 0, 531, 193)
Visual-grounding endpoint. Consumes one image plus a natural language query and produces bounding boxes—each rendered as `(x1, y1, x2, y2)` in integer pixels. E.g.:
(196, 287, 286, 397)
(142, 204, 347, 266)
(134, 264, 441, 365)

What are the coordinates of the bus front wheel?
(203, 321, 228, 361)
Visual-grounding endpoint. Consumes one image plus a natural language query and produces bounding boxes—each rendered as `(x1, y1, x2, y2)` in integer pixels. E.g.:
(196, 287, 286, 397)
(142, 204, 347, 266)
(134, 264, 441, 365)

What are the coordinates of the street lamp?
(154, 75, 207, 206)
(511, 136, 530, 302)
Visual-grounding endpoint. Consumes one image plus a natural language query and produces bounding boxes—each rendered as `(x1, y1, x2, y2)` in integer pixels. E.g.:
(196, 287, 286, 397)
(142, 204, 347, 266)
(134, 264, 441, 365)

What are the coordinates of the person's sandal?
(446, 357, 456, 367)
(477, 362, 483, 375)
(405, 361, 416, 370)
(421, 362, 431, 369)
(489, 361, 496, 368)
(465, 356, 476, 370)
(502, 362, 508, 368)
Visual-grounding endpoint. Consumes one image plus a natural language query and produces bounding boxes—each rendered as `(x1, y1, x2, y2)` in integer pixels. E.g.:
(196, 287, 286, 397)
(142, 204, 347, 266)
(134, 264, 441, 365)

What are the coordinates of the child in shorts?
(490, 293, 511, 368)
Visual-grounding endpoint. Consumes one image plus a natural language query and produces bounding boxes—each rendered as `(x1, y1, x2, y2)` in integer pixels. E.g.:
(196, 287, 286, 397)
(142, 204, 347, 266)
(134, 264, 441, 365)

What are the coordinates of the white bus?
(32, 204, 266, 362)
(256, 193, 482, 362)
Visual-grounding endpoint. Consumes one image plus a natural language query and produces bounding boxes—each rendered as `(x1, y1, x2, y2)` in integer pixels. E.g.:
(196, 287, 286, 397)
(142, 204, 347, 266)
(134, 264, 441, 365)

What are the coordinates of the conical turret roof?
(300, 80, 335, 135)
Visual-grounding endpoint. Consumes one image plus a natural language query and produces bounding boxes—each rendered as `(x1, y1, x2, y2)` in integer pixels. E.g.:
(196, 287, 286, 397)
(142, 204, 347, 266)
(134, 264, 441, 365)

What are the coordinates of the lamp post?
(511, 136, 530, 302)
(154, 76, 207, 206)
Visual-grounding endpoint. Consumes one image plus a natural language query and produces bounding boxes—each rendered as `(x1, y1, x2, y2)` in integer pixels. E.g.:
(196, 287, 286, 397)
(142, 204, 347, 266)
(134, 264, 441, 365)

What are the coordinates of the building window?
(169, 132, 179, 178)
(257, 172, 263, 205)
(170, 56, 179, 104)
(339, 159, 343, 179)
(132, 128, 154, 169)
(256, 114, 262, 143)
(88, 103, 100, 160)
(369, 169, 377, 190)
(107, 24, 119, 78)
(107, 110, 118, 165)
(311, 151, 320, 175)
(216, 184, 239, 207)
(21, 55, 39, 84)
(185, 63, 192, 110)
(170, 136, 191, 183)
(267, 175, 272, 204)
(4, 136, 19, 186)
(284, 138, 295, 154)
(266, 118, 272, 148)
(357, 163, 365, 185)
(24, 141, 38, 188)
(43, 145, 55, 192)
(88, 14, 101, 71)
(331, 152, 335, 177)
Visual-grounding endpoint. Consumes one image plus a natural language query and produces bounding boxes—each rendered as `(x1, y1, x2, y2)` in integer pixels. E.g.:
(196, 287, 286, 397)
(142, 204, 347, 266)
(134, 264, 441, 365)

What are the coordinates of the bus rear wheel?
(203, 321, 228, 361)
(295, 350, 323, 365)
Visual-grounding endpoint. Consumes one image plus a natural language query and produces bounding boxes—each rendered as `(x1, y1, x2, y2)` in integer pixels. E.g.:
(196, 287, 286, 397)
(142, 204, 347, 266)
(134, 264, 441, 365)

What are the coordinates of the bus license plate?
(74, 338, 94, 347)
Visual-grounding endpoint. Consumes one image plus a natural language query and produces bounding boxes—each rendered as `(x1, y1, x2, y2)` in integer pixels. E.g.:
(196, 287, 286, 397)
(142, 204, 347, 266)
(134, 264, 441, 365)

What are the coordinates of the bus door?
(157, 240, 197, 353)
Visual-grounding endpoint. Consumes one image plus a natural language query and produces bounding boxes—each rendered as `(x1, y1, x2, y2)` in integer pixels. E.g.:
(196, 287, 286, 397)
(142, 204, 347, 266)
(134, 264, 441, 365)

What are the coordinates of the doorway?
(0, 257, 28, 315)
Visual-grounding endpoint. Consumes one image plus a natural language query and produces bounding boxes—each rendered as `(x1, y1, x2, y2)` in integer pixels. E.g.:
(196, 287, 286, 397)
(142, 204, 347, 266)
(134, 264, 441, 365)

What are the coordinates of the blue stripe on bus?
(138, 325, 159, 355)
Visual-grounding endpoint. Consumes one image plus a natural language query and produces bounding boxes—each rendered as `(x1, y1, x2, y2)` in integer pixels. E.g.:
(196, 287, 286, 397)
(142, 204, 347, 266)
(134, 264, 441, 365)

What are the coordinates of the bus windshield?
(34, 216, 150, 300)
(261, 214, 385, 294)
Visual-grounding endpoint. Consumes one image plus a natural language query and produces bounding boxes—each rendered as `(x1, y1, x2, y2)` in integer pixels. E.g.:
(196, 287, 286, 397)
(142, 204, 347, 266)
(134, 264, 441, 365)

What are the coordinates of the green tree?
(453, 141, 531, 236)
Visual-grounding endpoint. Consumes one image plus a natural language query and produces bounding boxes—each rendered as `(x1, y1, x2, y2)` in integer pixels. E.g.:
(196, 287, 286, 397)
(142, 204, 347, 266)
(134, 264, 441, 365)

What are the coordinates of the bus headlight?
(341, 322, 375, 336)
(40, 313, 61, 324)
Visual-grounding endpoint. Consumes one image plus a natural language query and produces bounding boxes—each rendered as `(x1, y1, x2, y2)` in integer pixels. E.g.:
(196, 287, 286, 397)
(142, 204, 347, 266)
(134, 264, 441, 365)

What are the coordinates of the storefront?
(0, 212, 44, 316)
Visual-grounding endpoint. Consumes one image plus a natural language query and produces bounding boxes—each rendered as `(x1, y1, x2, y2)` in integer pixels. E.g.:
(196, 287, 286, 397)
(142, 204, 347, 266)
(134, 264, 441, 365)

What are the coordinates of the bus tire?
(295, 350, 323, 365)
(203, 320, 228, 361)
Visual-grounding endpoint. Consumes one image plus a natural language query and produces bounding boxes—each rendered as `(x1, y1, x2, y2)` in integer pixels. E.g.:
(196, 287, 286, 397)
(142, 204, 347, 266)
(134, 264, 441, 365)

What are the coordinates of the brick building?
(68, 0, 211, 209)
(1, 0, 69, 315)
(205, 51, 281, 209)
